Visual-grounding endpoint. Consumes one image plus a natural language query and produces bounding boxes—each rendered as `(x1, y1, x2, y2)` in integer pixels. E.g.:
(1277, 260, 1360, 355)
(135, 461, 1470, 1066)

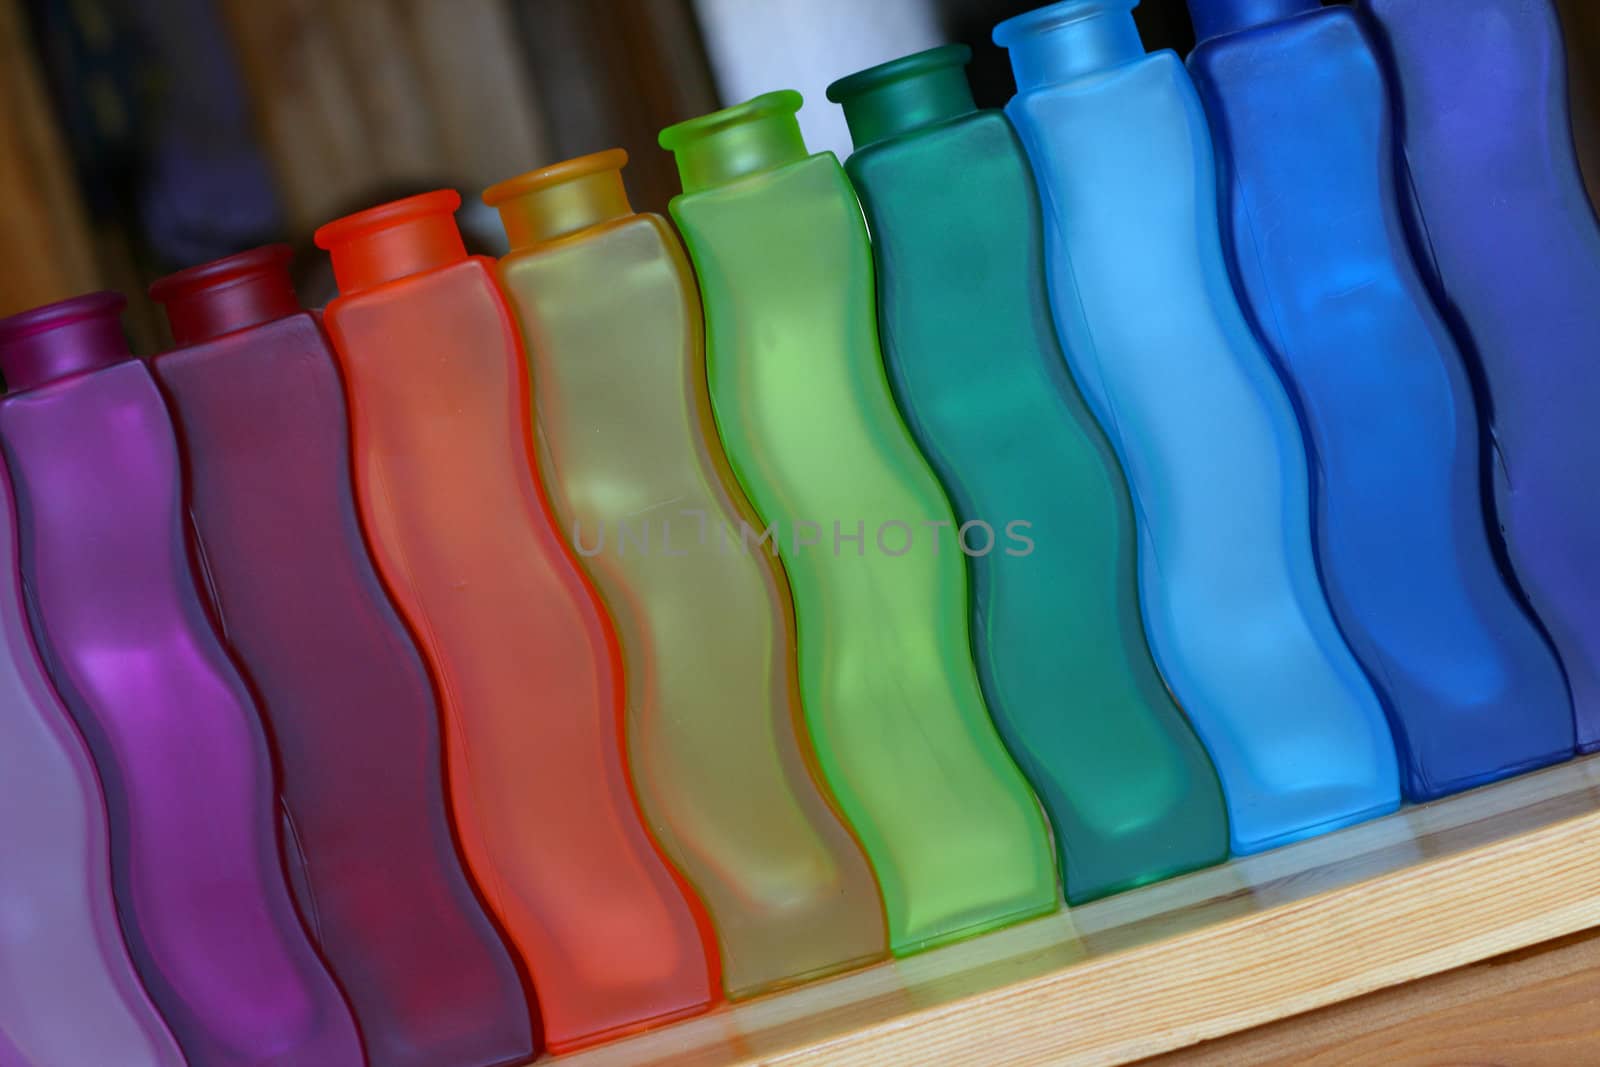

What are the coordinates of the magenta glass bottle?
(0, 293, 364, 1067)
(150, 247, 537, 1067)
(0, 451, 182, 1066)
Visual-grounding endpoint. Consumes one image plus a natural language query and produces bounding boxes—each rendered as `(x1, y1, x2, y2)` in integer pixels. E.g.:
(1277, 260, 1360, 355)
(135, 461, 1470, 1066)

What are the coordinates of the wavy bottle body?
(1187, 0, 1575, 797)
(0, 441, 182, 1067)
(486, 153, 887, 997)
(316, 192, 717, 1052)
(1360, 0, 1600, 752)
(150, 247, 535, 1067)
(828, 47, 1228, 901)
(661, 93, 1057, 952)
(996, 0, 1400, 852)
(0, 294, 363, 1066)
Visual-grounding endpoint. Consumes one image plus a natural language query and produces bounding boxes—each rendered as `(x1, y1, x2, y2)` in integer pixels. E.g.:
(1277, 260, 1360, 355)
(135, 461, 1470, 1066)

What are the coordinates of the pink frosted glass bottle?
(0, 443, 182, 1066)
(0, 293, 364, 1067)
(150, 246, 536, 1067)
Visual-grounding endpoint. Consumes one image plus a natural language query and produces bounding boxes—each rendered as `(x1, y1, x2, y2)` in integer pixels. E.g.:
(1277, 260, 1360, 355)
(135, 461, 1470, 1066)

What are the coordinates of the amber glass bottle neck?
(485, 149, 635, 249)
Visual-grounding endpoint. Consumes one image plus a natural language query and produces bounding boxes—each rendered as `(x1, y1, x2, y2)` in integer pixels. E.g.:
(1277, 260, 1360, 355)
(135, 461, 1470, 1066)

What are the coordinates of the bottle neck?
(0, 292, 132, 393)
(660, 91, 811, 195)
(150, 245, 302, 346)
(828, 45, 978, 150)
(314, 190, 468, 294)
(485, 149, 635, 249)
(995, 0, 1147, 90)
(1187, 0, 1322, 43)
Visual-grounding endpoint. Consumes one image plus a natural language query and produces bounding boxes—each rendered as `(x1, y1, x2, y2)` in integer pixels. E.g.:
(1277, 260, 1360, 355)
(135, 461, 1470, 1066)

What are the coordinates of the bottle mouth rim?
(482, 148, 630, 208)
(659, 90, 804, 151)
(148, 245, 293, 304)
(314, 189, 462, 251)
(993, 0, 1140, 48)
(826, 44, 973, 103)
(0, 291, 126, 346)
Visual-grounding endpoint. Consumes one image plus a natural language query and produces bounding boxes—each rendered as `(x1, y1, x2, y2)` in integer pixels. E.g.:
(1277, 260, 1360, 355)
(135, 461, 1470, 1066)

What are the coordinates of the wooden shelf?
(548, 755, 1600, 1066)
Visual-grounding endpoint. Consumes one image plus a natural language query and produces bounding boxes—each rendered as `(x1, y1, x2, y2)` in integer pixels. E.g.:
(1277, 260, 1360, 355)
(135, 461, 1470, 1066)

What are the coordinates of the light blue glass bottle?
(1186, 0, 1576, 800)
(994, 0, 1401, 853)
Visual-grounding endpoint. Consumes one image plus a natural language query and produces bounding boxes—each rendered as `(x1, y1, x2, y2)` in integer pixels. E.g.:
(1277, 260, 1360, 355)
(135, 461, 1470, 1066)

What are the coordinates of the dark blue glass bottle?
(1359, 0, 1600, 753)
(1187, 0, 1576, 799)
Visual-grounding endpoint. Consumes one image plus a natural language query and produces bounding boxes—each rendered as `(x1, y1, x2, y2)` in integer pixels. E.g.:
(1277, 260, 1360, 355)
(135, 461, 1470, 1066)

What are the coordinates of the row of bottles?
(1, 0, 1597, 1063)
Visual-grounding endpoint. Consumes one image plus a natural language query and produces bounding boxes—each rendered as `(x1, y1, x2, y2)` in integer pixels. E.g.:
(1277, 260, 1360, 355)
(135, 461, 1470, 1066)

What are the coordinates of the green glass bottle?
(828, 46, 1230, 903)
(660, 91, 1059, 953)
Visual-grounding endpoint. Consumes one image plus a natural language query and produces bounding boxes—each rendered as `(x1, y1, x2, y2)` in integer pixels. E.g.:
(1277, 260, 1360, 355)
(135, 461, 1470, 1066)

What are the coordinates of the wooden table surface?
(1143, 928, 1600, 1065)
(540, 756, 1600, 1066)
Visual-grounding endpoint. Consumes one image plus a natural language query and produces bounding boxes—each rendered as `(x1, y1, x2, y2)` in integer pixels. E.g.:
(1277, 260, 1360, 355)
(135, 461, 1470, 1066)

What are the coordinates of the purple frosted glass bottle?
(0, 446, 183, 1066)
(150, 246, 537, 1067)
(0, 293, 365, 1067)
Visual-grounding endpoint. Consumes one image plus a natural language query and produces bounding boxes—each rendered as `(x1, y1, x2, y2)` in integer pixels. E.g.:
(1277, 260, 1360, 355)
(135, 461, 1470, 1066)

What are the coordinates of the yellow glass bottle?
(485, 150, 888, 997)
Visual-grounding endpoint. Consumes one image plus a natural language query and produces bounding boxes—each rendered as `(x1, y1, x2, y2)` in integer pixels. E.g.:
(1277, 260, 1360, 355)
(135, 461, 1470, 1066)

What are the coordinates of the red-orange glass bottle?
(315, 191, 719, 1052)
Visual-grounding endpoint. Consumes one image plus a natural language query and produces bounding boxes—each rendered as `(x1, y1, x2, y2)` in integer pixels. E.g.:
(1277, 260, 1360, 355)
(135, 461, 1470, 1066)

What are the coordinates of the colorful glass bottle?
(0, 293, 363, 1066)
(1187, 0, 1577, 797)
(315, 191, 718, 1051)
(149, 246, 536, 1067)
(660, 93, 1058, 952)
(995, 0, 1401, 853)
(484, 152, 888, 996)
(1359, 0, 1600, 753)
(0, 444, 182, 1067)
(826, 47, 1229, 901)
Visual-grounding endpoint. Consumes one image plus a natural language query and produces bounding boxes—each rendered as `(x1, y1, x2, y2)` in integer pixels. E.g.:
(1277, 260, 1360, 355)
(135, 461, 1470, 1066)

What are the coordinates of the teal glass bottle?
(995, 0, 1402, 853)
(660, 91, 1059, 953)
(826, 45, 1228, 902)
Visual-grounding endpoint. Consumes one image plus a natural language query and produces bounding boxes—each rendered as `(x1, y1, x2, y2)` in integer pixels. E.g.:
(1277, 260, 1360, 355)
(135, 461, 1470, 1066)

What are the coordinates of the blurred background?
(1, 0, 1595, 352)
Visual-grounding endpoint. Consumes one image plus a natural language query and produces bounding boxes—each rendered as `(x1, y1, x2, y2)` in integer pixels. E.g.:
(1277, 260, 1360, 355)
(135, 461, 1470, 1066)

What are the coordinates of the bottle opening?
(1188, 0, 1323, 43)
(150, 245, 302, 347)
(484, 149, 635, 249)
(827, 45, 978, 151)
(994, 0, 1147, 90)
(659, 91, 810, 195)
(314, 190, 468, 295)
(0, 292, 132, 394)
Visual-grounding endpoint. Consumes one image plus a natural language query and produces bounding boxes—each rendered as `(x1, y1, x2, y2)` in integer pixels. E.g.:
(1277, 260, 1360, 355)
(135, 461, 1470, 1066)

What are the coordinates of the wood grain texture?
(1143, 929, 1600, 1066)
(509, 0, 718, 217)
(537, 757, 1600, 1066)
(216, 0, 548, 233)
(0, 0, 101, 315)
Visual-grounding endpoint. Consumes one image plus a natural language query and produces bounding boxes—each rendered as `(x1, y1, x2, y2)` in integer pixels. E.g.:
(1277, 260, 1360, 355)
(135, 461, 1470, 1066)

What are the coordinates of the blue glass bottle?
(995, 0, 1401, 853)
(826, 45, 1229, 902)
(1186, 0, 1576, 799)
(1360, 0, 1600, 753)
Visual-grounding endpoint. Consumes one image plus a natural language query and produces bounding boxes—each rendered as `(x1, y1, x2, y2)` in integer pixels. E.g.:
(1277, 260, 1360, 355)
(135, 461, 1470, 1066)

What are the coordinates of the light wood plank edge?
(764, 804, 1600, 1066)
